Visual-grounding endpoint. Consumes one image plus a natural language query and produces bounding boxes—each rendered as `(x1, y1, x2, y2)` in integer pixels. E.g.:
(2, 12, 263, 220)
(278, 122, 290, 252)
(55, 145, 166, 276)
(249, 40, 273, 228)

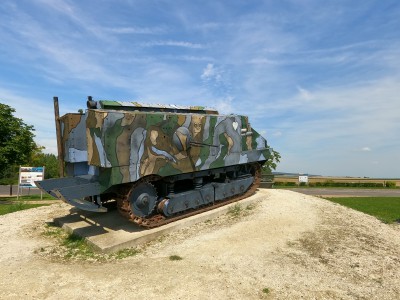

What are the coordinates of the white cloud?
(106, 26, 165, 35)
(201, 63, 216, 80)
(201, 63, 225, 84)
(297, 86, 314, 101)
(141, 40, 204, 49)
(361, 147, 371, 152)
(272, 131, 282, 137)
(214, 96, 234, 114)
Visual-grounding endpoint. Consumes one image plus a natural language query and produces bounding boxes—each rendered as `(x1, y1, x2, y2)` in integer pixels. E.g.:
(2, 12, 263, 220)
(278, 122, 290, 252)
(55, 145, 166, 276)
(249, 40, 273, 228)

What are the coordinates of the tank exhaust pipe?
(53, 96, 64, 177)
(87, 96, 97, 109)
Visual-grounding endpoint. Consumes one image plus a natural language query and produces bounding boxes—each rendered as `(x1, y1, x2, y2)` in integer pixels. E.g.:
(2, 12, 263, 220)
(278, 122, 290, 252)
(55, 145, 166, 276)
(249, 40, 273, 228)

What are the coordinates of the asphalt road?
(1, 184, 399, 198)
(285, 188, 400, 197)
(0, 185, 42, 197)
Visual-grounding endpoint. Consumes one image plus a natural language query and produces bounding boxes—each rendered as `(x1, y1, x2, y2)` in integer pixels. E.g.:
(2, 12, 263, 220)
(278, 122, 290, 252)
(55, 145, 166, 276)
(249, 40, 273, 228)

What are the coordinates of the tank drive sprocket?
(128, 182, 158, 217)
(116, 175, 161, 224)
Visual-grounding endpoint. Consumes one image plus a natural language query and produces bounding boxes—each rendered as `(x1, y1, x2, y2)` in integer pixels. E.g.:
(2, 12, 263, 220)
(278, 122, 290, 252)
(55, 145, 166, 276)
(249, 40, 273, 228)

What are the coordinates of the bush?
(386, 181, 396, 188)
(333, 182, 347, 187)
(0, 178, 16, 185)
(323, 180, 335, 187)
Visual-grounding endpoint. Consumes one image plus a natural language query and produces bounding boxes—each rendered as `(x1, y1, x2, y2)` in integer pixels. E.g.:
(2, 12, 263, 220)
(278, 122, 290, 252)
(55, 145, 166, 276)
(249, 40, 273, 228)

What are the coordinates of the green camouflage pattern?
(61, 103, 270, 193)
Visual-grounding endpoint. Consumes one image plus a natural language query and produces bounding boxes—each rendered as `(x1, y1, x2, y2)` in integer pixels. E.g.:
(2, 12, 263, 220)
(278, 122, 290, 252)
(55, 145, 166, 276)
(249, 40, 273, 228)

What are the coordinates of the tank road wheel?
(128, 182, 158, 218)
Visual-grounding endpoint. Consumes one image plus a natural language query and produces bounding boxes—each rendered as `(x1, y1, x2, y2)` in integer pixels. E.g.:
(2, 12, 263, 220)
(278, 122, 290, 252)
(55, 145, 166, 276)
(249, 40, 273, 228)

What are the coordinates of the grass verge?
(0, 194, 55, 202)
(323, 197, 400, 224)
(0, 194, 56, 215)
(0, 202, 50, 215)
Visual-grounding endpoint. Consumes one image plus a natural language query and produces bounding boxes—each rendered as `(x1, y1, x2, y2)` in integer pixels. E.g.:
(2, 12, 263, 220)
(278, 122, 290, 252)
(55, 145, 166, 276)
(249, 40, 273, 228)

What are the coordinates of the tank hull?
(37, 99, 270, 225)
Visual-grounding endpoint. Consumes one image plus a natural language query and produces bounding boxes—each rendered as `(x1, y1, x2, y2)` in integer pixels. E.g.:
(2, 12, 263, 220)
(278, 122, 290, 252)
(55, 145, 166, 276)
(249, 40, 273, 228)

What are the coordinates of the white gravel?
(0, 189, 399, 299)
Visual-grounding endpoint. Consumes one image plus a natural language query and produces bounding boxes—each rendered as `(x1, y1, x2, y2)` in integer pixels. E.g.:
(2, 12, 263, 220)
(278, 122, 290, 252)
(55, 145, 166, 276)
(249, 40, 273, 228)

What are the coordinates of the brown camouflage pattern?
(60, 102, 269, 192)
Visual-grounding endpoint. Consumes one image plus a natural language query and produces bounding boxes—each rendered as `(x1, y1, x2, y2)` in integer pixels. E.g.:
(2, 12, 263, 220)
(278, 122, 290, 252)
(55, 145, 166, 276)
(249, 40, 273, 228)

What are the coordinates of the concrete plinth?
(54, 192, 265, 253)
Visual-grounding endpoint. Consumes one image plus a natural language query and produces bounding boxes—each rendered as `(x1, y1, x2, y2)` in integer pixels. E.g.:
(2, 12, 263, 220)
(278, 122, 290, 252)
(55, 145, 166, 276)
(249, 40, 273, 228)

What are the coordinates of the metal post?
(41, 166, 45, 200)
(17, 166, 21, 200)
(53, 97, 65, 178)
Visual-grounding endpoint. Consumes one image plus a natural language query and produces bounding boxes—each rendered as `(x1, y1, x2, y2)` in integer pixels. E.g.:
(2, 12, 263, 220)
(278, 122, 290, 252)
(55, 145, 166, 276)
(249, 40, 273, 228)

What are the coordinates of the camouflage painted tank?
(37, 97, 270, 227)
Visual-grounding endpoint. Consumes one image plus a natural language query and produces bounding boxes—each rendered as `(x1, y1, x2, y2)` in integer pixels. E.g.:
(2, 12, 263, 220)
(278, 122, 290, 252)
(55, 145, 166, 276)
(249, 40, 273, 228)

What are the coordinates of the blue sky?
(1, 0, 399, 178)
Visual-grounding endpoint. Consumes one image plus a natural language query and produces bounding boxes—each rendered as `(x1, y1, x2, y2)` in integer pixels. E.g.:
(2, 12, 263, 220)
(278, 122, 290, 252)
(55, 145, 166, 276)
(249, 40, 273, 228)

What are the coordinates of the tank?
(36, 97, 270, 227)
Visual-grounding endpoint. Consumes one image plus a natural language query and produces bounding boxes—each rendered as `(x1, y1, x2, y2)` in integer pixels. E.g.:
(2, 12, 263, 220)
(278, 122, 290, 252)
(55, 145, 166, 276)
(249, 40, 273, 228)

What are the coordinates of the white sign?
(19, 166, 45, 188)
(299, 175, 308, 183)
(17, 166, 45, 199)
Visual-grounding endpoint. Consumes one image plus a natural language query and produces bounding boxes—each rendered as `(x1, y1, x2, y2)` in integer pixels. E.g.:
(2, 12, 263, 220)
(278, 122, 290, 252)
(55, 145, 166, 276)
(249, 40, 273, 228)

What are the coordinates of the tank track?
(116, 163, 261, 228)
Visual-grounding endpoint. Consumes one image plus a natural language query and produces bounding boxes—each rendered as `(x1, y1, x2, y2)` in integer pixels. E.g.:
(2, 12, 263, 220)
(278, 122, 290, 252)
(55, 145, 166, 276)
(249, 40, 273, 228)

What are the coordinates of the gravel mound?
(0, 189, 399, 299)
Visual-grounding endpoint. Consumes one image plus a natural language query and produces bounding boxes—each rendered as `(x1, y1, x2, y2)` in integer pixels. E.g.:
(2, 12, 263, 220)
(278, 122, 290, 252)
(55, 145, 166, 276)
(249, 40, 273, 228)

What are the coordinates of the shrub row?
(274, 182, 297, 187)
(274, 180, 397, 188)
(309, 181, 385, 188)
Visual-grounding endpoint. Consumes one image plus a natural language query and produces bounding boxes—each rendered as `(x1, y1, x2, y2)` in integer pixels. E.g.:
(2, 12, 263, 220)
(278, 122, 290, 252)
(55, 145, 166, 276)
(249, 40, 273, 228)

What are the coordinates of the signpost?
(298, 174, 309, 185)
(17, 166, 45, 200)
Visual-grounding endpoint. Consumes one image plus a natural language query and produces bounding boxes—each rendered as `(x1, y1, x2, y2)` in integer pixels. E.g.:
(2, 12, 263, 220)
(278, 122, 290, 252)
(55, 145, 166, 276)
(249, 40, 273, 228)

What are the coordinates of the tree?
(29, 149, 59, 179)
(0, 103, 38, 179)
(262, 149, 281, 174)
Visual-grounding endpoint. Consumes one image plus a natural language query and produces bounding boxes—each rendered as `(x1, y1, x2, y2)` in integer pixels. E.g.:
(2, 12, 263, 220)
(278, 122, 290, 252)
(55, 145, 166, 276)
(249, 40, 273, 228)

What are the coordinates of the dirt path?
(0, 189, 399, 299)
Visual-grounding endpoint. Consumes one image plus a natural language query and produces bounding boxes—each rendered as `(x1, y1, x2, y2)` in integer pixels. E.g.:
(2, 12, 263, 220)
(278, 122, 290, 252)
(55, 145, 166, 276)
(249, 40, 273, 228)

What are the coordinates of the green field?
(0, 202, 50, 215)
(0, 194, 55, 202)
(324, 197, 400, 224)
(0, 195, 55, 215)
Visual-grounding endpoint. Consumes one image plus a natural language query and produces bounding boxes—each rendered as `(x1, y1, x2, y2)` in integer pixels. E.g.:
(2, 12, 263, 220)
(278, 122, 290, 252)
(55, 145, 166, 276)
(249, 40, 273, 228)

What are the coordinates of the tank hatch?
(87, 98, 218, 115)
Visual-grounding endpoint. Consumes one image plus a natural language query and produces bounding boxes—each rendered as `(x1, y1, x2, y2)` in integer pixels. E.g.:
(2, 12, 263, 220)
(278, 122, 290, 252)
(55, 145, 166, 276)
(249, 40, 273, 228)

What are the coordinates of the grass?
(275, 185, 396, 189)
(0, 202, 50, 215)
(227, 202, 258, 219)
(0, 194, 56, 215)
(41, 223, 96, 259)
(262, 287, 270, 294)
(62, 233, 96, 259)
(246, 203, 256, 210)
(113, 248, 141, 259)
(324, 197, 400, 224)
(0, 194, 55, 202)
(227, 203, 242, 218)
(42, 222, 63, 237)
(169, 255, 183, 261)
(62, 233, 141, 260)
(42, 223, 141, 261)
